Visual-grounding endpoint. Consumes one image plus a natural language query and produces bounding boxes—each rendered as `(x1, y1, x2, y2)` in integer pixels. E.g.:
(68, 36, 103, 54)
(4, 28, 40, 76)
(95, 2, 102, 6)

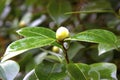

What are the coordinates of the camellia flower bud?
(19, 21, 26, 27)
(56, 27, 70, 41)
(52, 46, 59, 53)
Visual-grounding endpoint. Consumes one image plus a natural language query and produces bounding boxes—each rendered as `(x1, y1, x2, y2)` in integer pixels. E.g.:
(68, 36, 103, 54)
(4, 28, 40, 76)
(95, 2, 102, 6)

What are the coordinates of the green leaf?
(1, 37, 55, 62)
(0, 60, 20, 80)
(98, 39, 120, 55)
(88, 70, 100, 80)
(67, 29, 117, 44)
(98, 43, 115, 55)
(90, 48, 113, 62)
(0, 0, 6, 15)
(67, 63, 117, 80)
(90, 63, 117, 80)
(19, 53, 33, 71)
(66, 29, 118, 55)
(48, 0, 72, 26)
(65, 0, 113, 14)
(23, 69, 38, 80)
(35, 61, 66, 80)
(67, 63, 90, 80)
(17, 27, 56, 39)
(25, 58, 36, 73)
(68, 42, 84, 59)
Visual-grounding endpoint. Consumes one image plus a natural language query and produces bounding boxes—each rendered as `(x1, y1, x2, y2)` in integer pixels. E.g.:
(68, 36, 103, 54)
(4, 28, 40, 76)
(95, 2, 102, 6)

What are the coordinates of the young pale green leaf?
(67, 29, 117, 44)
(1, 37, 55, 62)
(17, 27, 56, 39)
(35, 61, 66, 80)
(0, 60, 20, 80)
(90, 63, 117, 80)
(67, 63, 90, 80)
(48, 0, 72, 26)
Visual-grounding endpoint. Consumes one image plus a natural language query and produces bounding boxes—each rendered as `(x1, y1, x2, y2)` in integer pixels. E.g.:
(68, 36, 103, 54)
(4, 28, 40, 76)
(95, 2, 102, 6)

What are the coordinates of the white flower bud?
(19, 21, 26, 27)
(56, 27, 69, 41)
(52, 46, 59, 53)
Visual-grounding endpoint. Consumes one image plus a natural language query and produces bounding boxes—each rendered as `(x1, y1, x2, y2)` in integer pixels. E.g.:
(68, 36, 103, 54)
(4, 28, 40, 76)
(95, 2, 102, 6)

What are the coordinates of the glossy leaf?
(66, 29, 117, 55)
(48, 0, 72, 26)
(90, 63, 117, 80)
(0, 60, 20, 80)
(17, 27, 56, 39)
(67, 63, 90, 80)
(67, 29, 117, 44)
(98, 43, 115, 55)
(67, 63, 117, 80)
(98, 39, 120, 55)
(35, 61, 66, 80)
(1, 37, 55, 62)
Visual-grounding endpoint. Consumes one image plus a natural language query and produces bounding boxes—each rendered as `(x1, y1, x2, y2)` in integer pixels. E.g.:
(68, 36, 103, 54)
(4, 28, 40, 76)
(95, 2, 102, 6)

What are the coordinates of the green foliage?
(0, 0, 120, 80)
(67, 63, 117, 80)
(90, 63, 117, 79)
(66, 0, 113, 14)
(68, 42, 84, 59)
(66, 29, 119, 55)
(1, 27, 119, 79)
(2, 28, 119, 62)
(35, 61, 66, 80)
(67, 63, 89, 80)
(67, 29, 117, 44)
(1, 37, 55, 62)
(0, 0, 6, 15)
(17, 27, 56, 38)
(48, 0, 72, 26)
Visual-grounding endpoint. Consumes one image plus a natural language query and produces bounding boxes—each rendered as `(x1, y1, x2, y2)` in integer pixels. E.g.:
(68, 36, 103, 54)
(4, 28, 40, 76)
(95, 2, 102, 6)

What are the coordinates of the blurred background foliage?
(0, 0, 120, 79)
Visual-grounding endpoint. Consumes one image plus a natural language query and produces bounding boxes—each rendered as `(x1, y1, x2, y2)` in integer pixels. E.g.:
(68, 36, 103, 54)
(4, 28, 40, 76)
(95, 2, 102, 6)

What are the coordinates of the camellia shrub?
(0, 0, 120, 80)
(0, 26, 119, 80)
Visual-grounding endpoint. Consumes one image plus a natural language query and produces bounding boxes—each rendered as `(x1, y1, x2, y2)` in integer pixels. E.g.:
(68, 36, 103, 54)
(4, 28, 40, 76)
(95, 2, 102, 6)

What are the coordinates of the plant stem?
(62, 42, 69, 64)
